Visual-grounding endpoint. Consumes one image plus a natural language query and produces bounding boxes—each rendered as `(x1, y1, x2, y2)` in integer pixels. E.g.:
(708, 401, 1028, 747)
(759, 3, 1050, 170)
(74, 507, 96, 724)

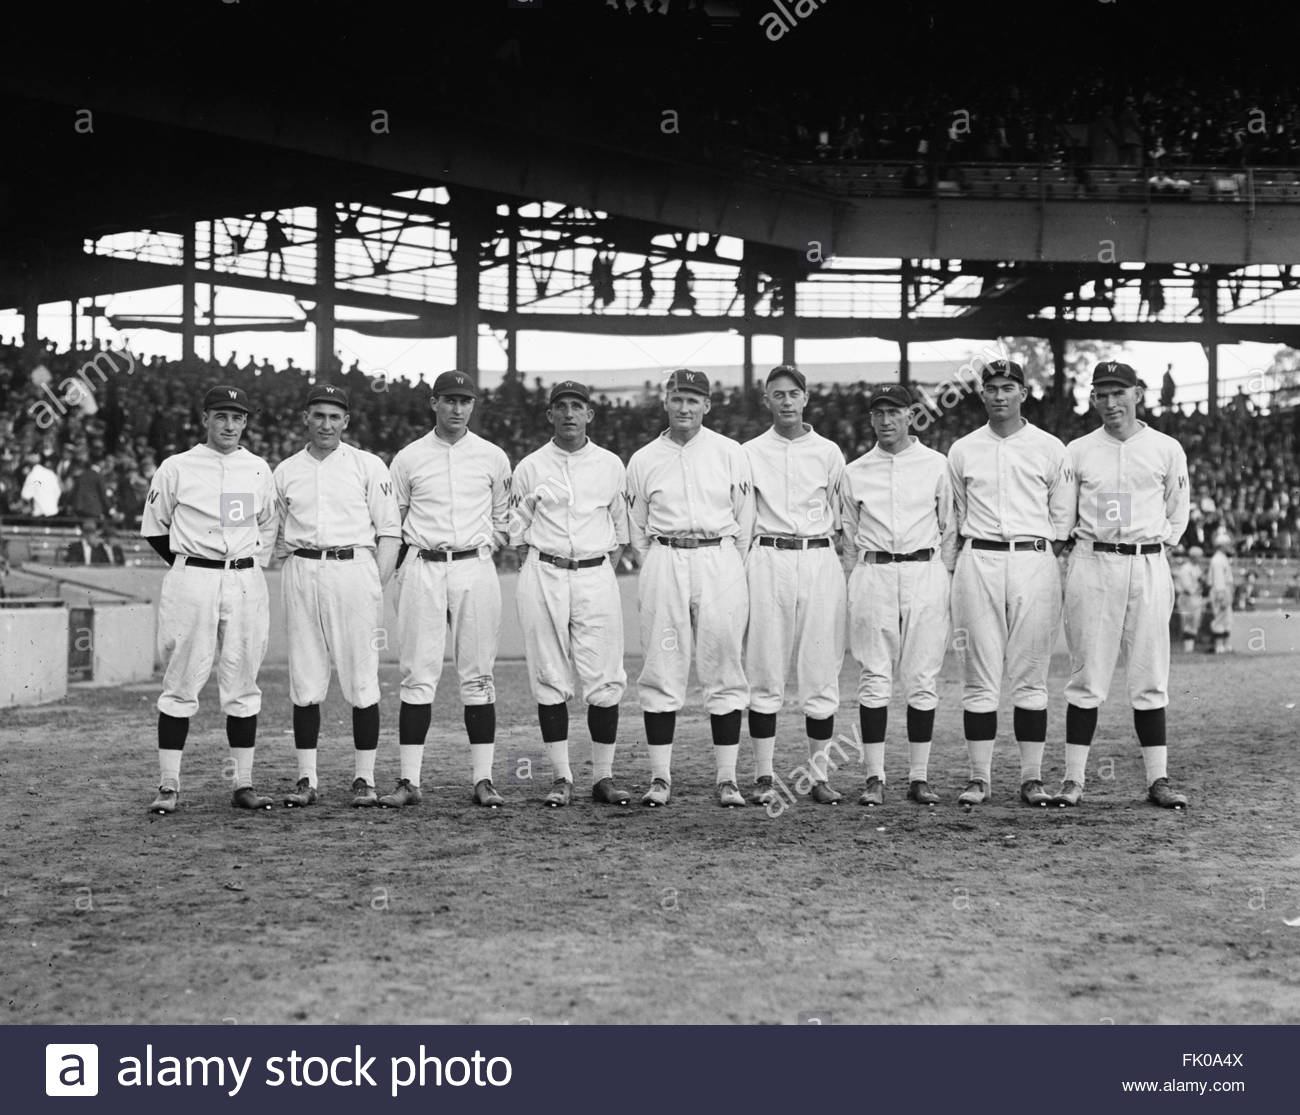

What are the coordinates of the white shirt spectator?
(21, 462, 61, 517)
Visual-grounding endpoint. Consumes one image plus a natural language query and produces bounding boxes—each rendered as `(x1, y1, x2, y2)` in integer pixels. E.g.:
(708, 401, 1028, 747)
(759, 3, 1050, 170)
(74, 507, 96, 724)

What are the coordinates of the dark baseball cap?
(665, 368, 710, 396)
(431, 370, 479, 398)
(202, 385, 252, 414)
(980, 359, 1025, 385)
(867, 383, 913, 409)
(305, 383, 350, 410)
(1090, 361, 1140, 389)
(548, 380, 591, 404)
(766, 364, 807, 391)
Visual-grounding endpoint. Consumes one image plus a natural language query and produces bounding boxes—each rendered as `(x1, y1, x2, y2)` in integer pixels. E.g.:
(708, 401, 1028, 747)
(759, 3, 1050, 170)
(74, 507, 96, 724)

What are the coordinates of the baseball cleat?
(749, 775, 778, 806)
(378, 778, 422, 808)
(810, 779, 843, 805)
(149, 786, 178, 814)
(231, 786, 274, 810)
(1019, 779, 1052, 807)
(641, 778, 671, 807)
(906, 779, 940, 805)
(591, 777, 631, 805)
(1054, 780, 1083, 807)
(1147, 777, 1188, 809)
(283, 778, 317, 808)
(716, 780, 746, 808)
(350, 777, 379, 807)
(957, 779, 989, 806)
(856, 776, 883, 807)
(473, 779, 505, 807)
(545, 778, 572, 808)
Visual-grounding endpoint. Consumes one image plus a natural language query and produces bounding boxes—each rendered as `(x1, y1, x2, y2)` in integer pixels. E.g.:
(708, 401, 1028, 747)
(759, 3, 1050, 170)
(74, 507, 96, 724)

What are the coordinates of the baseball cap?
(867, 383, 913, 409)
(548, 380, 591, 405)
(665, 368, 710, 396)
(202, 385, 252, 414)
(766, 364, 807, 391)
(431, 370, 479, 398)
(1090, 361, 1140, 389)
(305, 383, 350, 410)
(980, 359, 1025, 385)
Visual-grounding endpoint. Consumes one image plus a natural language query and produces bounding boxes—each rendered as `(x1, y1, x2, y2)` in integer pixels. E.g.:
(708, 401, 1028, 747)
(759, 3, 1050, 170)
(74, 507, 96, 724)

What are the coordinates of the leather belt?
(861, 548, 934, 564)
(758, 536, 832, 550)
(654, 536, 723, 549)
(1092, 542, 1163, 555)
(970, 538, 1048, 552)
(537, 551, 606, 570)
(294, 547, 355, 560)
(185, 556, 254, 570)
(418, 548, 479, 562)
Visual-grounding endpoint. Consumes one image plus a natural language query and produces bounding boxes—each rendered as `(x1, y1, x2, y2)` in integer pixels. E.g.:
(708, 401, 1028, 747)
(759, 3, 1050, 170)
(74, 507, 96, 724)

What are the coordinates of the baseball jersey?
(947, 421, 1075, 542)
(508, 438, 630, 559)
(141, 444, 276, 562)
(389, 429, 511, 550)
(840, 437, 959, 570)
(743, 424, 844, 538)
(625, 426, 756, 562)
(1209, 550, 1234, 595)
(273, 442, 402, 551)
(1067, 423, 1190, 545)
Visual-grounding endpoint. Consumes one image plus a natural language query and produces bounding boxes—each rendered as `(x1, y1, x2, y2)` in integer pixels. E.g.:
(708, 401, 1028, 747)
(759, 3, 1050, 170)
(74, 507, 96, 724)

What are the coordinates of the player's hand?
(608, 545, 624, 569)
(1051, 539, 1072, 558)
(515, 544, 529, 566)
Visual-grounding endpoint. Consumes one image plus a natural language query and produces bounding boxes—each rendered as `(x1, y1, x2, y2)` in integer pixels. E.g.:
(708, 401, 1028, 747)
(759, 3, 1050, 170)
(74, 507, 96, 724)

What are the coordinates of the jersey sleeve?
(489, 449, 512, 550)
(389, 451, 411, 521)
(365, 454, 402, 540)
(946, 444, 968, 539)
(826, 448, 847, 538)
(731, 443, 756, 553)
(608, 458, 630, 547)
(255, 464, 279, 565)
(140, 458, 177, 536)
(625, 453, 650, 563)
(1047, 440, 1077, 541)
(935, 464, 958, 572)
(507, 458, 534, 548)
(837, 466, 861, 563)
(1161, 441, 1191, 545)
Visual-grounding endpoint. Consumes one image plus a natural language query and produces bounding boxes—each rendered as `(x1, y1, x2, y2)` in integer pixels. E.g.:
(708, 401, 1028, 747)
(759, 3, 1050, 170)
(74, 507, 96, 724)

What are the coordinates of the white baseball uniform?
(841, 437, 958, 711)
(742, 424, 846, 720)
(510, 438, 628, 706)
(1174, 559, 1204, 641)
(626, 426, 754, 714)
(948, 421, 1075, 713)
(1209, 549, 1234, 636)
(389, 428, 511, 706)
(1063, 423, 1189, 710)
(141, 444, 277, 718)
(274, 442, 401, 708)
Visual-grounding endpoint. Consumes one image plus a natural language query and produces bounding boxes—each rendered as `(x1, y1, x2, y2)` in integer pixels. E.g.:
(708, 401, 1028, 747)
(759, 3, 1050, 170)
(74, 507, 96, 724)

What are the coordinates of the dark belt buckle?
(1031, 538, 1047, 553)
(776, 537, 801, 550)
(551, 554, 578, 570)
(675, 537, 698, 549)
(328, 548, 354, 560)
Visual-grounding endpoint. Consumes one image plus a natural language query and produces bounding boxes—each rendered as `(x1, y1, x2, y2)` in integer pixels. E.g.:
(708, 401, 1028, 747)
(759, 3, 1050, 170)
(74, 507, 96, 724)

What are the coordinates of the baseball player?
(141, 385, 278, 813)
(742, 365, 847, 806)
(384, 370, 512, 807)
(1174, 546, 1205, 653)
(625, 369, 755, 807)
(1208, 531, 1235, 654)
(509, 380, 632, 807)
(840, 384, 958, 806)
(1053, 361, 1191, 809)
(272, 384, 402, 808)
(947, 359, 1075, 808)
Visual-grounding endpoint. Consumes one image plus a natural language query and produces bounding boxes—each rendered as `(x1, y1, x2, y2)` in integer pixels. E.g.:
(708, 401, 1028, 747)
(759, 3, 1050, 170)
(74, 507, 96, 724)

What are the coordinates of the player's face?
(548, 395, 593, 446)
(764, 377, 806, 430)
(870, 403, 911, 450)
(304, 403, 349, 452)
(432, 393, 475, 439)
(981, 377, 1026, 422)
(1091, 384, 1140, 431)
(664, 389, 710, 435)
(203, 407, 247, 454)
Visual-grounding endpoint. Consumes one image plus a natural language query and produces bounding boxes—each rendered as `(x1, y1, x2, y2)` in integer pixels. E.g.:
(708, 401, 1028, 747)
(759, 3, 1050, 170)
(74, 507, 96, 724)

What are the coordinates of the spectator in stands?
(20, 451, 61, 517)
(64, 518, 124, 565)
(64, 450, 111, 521)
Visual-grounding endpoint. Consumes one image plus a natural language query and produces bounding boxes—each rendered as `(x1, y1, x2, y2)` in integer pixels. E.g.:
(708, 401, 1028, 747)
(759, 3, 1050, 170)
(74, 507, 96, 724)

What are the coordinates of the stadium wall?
(0, 604, 68, 707)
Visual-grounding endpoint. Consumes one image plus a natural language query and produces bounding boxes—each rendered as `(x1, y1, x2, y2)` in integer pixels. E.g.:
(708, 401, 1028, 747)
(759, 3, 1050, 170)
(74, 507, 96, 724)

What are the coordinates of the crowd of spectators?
(2, 337, 1297, 559)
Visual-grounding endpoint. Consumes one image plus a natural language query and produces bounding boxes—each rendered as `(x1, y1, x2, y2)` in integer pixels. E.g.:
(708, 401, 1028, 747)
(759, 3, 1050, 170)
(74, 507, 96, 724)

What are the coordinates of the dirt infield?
(2, 647, 1298, 1025)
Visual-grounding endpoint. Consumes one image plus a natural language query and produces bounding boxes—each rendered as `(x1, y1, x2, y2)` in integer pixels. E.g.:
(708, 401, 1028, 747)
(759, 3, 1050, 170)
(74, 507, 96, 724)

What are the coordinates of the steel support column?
(315, 203, 336, 378)
(181, 224, 196, 368)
